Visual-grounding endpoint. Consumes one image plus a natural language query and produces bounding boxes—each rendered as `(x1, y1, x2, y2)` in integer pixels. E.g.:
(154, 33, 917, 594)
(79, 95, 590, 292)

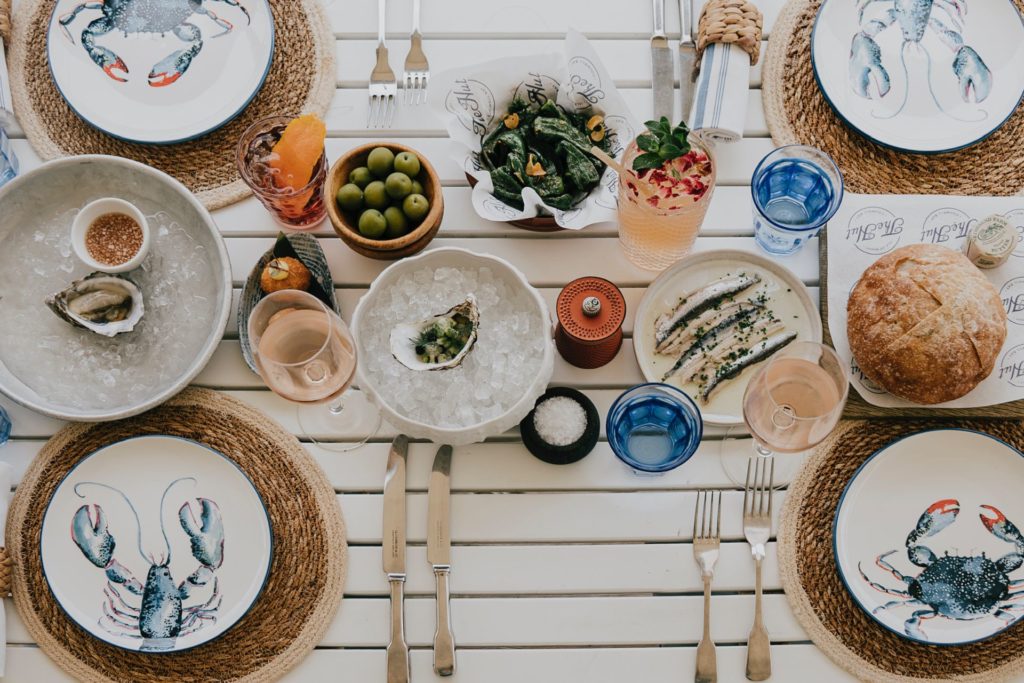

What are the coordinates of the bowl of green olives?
(327, 142, 444, 260)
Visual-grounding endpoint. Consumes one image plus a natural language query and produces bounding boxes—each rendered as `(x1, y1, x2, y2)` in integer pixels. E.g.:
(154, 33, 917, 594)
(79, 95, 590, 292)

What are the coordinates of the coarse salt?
(533, 396, 587, 446)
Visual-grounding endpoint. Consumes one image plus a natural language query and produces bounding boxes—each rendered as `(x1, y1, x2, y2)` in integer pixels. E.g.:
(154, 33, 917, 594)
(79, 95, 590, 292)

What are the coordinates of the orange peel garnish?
(503, 112, 520, 129)
(525, 154, 546, 177)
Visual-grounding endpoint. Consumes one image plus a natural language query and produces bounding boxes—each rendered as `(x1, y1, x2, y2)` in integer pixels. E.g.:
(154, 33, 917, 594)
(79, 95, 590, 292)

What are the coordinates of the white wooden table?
(0, 0, 884, 680)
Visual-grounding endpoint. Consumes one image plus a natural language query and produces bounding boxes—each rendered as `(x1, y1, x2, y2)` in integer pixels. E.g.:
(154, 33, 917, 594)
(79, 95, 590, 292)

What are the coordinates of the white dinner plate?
(811, 0, 1024, 153)
(47, 0, 274, 144)
(41, 436, 273, 653)
(835, 429, 1024, 645)
(632, 250, 821, 427)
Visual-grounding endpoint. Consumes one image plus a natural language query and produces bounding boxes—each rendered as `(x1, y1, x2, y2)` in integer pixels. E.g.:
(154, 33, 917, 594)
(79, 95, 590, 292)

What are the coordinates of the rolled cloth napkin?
(687, 0, 762, 145)
(0, 462, 12, 677)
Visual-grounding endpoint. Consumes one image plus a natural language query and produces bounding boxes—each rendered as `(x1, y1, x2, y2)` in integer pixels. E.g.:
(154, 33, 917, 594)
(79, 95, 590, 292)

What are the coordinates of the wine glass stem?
(754, 443, 773, 458)
(328, 397, 346, 416)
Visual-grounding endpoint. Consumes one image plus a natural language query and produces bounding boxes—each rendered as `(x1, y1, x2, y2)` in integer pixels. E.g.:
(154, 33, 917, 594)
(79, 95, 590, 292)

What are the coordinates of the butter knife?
(678, 0, 697, 122)
(651, 0, 674, 122)
(427, 445, 455, 676)
(383, 435, 410, 683)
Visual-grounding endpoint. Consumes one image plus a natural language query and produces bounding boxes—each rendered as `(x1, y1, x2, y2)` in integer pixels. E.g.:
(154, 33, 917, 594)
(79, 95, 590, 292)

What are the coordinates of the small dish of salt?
(519, 387, 599, 465)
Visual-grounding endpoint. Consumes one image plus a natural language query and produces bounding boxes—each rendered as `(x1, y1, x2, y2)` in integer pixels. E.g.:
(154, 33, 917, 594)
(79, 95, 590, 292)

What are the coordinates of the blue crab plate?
(46, 0, 275, 144)
(811, 0, 1024, 154)
(40, 436, 273, 653)
(835, 429, 1024, 645)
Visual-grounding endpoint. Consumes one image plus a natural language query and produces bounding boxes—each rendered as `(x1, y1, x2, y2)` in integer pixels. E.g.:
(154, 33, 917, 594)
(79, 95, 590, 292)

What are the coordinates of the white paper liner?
(427, 30, 641, 230)
(827, 192, 1024, 408)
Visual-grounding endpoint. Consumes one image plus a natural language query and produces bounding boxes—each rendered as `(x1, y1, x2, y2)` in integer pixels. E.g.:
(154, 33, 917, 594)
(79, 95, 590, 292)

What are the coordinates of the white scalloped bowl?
(351, 247, 554, 445)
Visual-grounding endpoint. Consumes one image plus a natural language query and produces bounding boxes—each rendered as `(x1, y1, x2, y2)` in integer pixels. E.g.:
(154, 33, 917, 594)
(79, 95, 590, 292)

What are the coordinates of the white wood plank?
(0, 643, 859, 683)
(329, 0, 782, 38)
(339, 490, 783, 544)
(344, 542, 781, 595)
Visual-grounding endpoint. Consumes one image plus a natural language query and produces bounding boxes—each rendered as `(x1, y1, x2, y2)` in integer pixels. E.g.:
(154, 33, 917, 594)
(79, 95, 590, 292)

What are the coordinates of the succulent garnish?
(632, 117, 693, 172)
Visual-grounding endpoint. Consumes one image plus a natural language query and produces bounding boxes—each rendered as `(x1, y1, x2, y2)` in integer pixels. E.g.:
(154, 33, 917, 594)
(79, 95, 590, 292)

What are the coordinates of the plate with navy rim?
(811, 0, 1024, 154)
(835, 429, 1024, 646)
(46, 0, 275, 145)
(40, 435, 273, 653)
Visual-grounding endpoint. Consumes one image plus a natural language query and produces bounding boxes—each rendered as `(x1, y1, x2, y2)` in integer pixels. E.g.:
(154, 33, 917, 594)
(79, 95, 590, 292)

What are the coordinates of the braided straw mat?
(6, 388, 346, 683)
(762, 0, 1024, 196)
(780, 419, 1024, 682)
(7, 0, 336, 210)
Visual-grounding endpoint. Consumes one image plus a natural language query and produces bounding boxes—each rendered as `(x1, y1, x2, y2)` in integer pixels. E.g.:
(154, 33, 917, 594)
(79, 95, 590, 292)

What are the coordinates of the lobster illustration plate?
(835, 429, 1024, 645)
(40, 435, 273, 653)
(811, 0, 1024, 154)
(46, 0, 275, 144)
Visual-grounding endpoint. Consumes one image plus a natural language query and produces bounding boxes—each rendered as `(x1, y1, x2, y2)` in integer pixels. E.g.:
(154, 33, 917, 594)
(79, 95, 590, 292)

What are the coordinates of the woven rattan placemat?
(780, 419, 1024, 683)
(7, 0, 336, 210)
(6, 388, 346, 683)
(762, 0, 1024, 196)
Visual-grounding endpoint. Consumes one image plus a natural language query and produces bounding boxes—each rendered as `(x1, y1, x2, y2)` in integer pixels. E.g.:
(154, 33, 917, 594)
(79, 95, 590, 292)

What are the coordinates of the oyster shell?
(391, 296, 480, 371)
(46, 272, 144, 337)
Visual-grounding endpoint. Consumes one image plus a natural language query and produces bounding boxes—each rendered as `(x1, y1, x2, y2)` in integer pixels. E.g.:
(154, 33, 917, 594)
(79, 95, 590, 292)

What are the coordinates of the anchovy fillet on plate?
(661, 304, 763, 382)
(665, 313, 783, 385)
(699, 330, 798, 401)
(657, 297, 765, 356)
(654, 273, 761, 351)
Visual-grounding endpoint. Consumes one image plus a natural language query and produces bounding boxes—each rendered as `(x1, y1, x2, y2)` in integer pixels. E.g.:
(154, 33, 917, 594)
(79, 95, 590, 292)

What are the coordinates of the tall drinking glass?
(751, 145, 843, 256)
(617, 139, 716, 271)
(720, 341, 849, 486)
(248, 290, 380, 451)
(607, 383, 703, 474)
(236, 116, 328, 230)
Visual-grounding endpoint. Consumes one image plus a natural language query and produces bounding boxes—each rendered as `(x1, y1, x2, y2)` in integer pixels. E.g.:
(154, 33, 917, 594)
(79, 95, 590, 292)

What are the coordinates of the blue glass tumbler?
(606, 383, 703, 474)
(751, 145, 843, 256)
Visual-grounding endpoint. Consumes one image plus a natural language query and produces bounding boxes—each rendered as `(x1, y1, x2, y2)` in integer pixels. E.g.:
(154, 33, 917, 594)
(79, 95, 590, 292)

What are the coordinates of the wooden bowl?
(327, 142, 444, 260)
(465, 174, 562, 232)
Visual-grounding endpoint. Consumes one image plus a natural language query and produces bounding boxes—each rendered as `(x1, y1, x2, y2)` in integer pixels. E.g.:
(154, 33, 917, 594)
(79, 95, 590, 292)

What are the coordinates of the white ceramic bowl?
(0, 156, 232, 421)
(351, 247, 555, 445)
(71, 197, 151, 273)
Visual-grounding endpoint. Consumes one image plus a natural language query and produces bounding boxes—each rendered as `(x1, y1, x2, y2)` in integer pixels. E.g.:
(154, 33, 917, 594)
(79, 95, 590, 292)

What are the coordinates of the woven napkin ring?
(696, 0, 764, 69)
(0, 547, 12, 597)
(0, 0, 10, 44)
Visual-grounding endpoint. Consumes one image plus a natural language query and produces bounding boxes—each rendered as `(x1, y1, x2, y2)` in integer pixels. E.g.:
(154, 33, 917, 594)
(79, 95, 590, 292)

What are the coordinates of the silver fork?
(743, 457, 774, 681)
(693, 489, 721, 683)
(403, 0, 430, 105)
(368, 0, 397, 128)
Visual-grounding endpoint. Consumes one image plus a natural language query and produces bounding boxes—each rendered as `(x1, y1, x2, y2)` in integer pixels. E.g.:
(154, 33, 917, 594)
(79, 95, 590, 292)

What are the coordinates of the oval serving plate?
(47, 0, 274, 144)
(835, 429, 1024, 645)
(0, 156, 232, 422)
(633, 249, 821, 427)
(41, 435, 273, 653)
(811, 0, 1024, 154)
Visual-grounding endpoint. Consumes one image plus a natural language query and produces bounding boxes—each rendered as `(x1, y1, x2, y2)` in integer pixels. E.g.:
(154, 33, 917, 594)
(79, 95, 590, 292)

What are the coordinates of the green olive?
(335, 183, 363, 213)
(367, 147, 396, 178)
(383, 206, 410, 239)
(402, 193, 430, 222)
(394, 152, 421, 177)
(363, 180, 389, 210)
(384, 172, 413, 200)
(348, 166, 373, 189)
(358, 209, 387, 238)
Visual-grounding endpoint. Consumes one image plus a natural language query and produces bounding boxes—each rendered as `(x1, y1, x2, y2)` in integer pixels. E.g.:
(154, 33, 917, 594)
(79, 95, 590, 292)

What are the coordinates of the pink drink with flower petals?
(617, 139, 716, 271)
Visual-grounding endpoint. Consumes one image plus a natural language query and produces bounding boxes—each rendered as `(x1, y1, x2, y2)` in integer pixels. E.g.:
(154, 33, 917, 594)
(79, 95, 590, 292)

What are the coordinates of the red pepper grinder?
(555, 276, 626, 369)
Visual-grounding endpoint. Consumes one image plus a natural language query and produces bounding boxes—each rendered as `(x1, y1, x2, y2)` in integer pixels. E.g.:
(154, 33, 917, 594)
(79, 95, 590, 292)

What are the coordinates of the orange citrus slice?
(269, 114, 327, 191)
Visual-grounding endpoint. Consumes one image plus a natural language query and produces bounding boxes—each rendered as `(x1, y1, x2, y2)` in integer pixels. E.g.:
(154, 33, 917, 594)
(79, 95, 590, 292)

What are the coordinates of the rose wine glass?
(248, 290, 380, 451)
(720, 341, 849, 487)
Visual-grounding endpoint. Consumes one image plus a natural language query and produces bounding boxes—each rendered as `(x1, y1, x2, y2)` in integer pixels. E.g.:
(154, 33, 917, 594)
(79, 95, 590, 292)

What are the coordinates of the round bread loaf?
(846, 244, 1007, 404)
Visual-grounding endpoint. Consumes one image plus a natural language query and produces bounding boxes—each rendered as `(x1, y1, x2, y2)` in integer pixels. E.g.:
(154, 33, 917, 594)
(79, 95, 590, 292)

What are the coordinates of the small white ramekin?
(71, 197, 151, 273)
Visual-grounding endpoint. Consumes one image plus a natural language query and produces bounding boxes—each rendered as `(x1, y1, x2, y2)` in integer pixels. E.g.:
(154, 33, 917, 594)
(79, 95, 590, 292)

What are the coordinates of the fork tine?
(387, 95, 396, 127)
(367, 95, 374, 128)
(715, 490, 722, 538)
(768, 457, 775, 515)
(758, 457, 767, 516)
(693, 490, 700, 540)
(704, 489, 712, 538)
(743, 458, 752, 515)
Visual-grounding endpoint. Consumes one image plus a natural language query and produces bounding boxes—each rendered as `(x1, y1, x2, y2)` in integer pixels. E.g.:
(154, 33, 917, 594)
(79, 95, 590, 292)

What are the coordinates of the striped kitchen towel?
(687, 41, 750, 145)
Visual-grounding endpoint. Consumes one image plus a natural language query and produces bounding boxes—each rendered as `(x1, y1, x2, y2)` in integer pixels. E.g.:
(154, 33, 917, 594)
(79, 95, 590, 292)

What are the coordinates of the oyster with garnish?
(391, 296, 479, 371)
(46, 272, 144, 337)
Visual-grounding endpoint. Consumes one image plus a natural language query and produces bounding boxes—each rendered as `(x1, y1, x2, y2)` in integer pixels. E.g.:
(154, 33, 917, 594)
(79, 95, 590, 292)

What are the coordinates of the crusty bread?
(846, 244, 1007, 405)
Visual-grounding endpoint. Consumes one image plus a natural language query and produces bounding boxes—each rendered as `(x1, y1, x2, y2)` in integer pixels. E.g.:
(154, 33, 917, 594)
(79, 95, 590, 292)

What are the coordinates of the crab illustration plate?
(40, 435, 273, 653)
(811, 0, 1024, 153)
(46, 0, 275, 144)
(835, 429, 1024, 645)
(632, 249, 821, 427)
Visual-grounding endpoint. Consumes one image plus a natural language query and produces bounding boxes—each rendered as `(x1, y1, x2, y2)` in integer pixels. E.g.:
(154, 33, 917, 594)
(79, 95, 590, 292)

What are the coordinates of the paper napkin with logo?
(428, 30, 641, 230)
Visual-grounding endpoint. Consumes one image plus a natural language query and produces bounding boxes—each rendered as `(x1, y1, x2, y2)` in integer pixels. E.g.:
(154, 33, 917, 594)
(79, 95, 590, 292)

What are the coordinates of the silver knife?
(651, 0, 674, 122)
(427, 445, 455, 676)
(383, 435, 410, 683)
(679, 0, 698, 123)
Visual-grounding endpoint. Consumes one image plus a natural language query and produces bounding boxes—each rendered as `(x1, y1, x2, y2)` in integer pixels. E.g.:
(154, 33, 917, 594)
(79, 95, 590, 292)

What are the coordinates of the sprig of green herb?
(631, 117, 692, 172)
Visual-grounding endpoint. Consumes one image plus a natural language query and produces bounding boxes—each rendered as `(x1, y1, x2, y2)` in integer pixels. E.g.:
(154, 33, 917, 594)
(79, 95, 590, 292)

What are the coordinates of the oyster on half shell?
(46, 272, 144, 337)
(391, 296, 480, 371)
